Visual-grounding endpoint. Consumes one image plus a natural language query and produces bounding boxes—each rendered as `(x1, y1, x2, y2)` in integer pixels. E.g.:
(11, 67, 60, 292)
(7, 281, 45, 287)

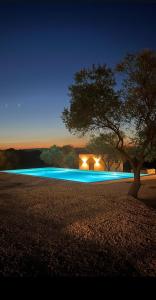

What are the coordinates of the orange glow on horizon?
(0, 139, 86, 150)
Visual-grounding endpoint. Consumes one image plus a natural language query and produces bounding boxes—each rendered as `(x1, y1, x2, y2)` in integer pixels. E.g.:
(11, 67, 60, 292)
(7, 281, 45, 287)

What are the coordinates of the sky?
(0, 0, 156, 149)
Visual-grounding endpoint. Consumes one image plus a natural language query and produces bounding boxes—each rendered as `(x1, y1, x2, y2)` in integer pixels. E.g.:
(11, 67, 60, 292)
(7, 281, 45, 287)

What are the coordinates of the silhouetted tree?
(40, 145, 63, 167)
(87, 134, 123, 171)
(0, 149, 19, 170)
(40, 145, 78, 168)
(62, 50, 156, 198)
(62, 145, 74, 155)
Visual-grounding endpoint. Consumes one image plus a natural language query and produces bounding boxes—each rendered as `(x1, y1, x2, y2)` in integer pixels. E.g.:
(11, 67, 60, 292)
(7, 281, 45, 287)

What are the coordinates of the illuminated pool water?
(1, 167, 148, 183)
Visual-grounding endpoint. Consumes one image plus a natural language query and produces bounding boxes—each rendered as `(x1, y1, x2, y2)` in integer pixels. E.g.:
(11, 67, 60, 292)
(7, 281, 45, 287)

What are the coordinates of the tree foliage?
(0, 149, 20, 170)
(40, 145, 63, 167)
(87, 134, 123, 171)
(62, 50, 156, 197)
(40, 145, 78, 168)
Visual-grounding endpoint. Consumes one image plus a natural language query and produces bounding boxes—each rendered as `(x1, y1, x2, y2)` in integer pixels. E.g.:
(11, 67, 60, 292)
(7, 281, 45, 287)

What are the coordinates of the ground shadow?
(0, 193, 152, 277)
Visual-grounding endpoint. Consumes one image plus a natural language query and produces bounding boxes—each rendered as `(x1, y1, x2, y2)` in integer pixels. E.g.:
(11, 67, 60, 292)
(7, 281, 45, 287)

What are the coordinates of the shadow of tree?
(0, 191, 150, 277)
(138, 197, 156, 210)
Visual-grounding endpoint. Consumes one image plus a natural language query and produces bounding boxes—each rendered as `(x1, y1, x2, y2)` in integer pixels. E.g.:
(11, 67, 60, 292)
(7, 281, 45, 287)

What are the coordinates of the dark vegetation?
(0, 145, 87, 170)
(0, 148, 46, 170)
(40, 145, 79, 169)
(62, 49, 156, 198)
(0, 146, 155, 172)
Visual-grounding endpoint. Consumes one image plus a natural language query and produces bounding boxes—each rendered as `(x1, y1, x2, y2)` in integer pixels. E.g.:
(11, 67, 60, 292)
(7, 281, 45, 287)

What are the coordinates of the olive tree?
(62, 50, 156, 198)
(40, 144, 78, 168)
(0, 149, 20, 170)
(87, 133, 124, 171)
(40, 145, 63, 167)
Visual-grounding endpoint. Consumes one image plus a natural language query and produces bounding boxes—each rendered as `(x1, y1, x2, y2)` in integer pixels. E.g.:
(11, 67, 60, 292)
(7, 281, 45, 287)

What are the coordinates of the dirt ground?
(0, 172, 155, 277)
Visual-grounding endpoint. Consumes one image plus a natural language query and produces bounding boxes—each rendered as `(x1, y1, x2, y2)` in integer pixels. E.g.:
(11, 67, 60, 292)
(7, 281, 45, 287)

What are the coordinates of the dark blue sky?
(0, 1, 156, 149)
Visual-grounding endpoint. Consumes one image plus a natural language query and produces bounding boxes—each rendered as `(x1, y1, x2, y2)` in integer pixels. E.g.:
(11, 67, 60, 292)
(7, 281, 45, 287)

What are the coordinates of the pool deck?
(0, 172, 155, 277)
(93, 174, 156, 184)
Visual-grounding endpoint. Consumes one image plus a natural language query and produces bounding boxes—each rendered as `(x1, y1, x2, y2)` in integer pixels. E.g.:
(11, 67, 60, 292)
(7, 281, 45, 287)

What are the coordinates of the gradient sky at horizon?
(0, 1, 156, 149)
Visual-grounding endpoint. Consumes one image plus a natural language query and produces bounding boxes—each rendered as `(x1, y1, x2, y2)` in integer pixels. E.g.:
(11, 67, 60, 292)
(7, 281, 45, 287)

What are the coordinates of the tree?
(40, 144, 78, 168)
(62, 145, 74, 155)
(40, 145, 63, 167)
(0, 149, 20, 170)
(0, 151, 8, 170)
(63, 150, 78, 168)
(62, 145, 79, 168)
(87, 134, 123, 171)
(62, 50, 156, 198)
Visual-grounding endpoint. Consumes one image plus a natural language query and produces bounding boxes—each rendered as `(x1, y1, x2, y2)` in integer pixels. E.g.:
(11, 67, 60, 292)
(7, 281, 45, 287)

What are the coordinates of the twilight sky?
(0, 0, 156, 149)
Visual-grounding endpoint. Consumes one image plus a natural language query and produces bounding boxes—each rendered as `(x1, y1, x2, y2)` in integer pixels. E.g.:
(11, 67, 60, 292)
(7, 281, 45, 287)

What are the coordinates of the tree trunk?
(106, 160, 113, 171)
(115, 160, 122, 171)
(128, 168, 141, 198)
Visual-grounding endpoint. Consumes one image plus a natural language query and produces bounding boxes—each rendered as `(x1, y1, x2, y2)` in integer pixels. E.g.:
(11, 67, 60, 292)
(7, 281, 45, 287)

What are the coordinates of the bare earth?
(0, 173, 156, 277)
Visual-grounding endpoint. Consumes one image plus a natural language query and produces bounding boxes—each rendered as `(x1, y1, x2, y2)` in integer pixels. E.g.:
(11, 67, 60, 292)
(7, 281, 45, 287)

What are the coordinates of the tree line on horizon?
(0, 145, 81, 170)
(0, 143, 156, 172)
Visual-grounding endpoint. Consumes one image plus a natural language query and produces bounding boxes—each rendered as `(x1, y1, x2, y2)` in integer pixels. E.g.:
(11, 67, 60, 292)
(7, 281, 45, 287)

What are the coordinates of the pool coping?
(0, 169, 155, 185)
(92, 174, 156, 184)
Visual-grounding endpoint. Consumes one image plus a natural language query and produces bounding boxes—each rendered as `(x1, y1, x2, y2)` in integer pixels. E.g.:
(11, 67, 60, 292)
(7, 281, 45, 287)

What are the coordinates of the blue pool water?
(1, 167, 147, 183)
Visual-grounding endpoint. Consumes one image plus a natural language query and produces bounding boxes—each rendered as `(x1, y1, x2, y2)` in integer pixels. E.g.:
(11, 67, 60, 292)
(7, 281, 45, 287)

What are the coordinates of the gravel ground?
(0, 173, 156, 277)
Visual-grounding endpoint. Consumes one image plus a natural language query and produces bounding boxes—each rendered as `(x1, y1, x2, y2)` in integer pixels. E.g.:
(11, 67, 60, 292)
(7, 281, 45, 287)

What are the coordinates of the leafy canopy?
(87, 134, 123, 171)
(63, 64, 122, 135)
(40, 145, 78, 168)
(62, 50, 156, 170)
(87, 133, 123, 160)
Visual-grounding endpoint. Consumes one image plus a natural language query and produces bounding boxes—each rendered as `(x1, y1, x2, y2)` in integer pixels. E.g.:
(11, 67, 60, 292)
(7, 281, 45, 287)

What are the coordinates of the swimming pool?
(1, 167, 147, 183)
